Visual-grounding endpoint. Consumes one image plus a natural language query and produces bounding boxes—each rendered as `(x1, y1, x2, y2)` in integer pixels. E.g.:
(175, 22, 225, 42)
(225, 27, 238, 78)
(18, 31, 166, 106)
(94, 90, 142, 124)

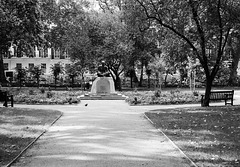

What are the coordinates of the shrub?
(40, 87, 45, 94)
(29, 89, 34, 95)
(125, 90, 201, 105)
(13, 88, 82, 105)
(154, 89, 161, 97)
(46, 91, 54, 98)
(193, 91, 199, 96)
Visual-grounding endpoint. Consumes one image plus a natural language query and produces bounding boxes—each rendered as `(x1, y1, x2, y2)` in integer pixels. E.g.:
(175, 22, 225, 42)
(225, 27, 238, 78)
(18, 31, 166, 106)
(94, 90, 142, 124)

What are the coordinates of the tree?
(65, 63, 82, 88)
(46, 0, 95, 85)
(122, 0, 160, 87)
(29, 65, 44, 88)
(0, 0, 44, 84)
(100, 12, 131, 90)
(135, 0, 240, 106)
(227, 30, 240, 86)
(46, 0, 89, 48)
(160, 31, 189, 87)
(16, 68, 27, 88)
(89, 8, 133, 90)
(50, 62, 64, 89)
(148, 56, 165, 89)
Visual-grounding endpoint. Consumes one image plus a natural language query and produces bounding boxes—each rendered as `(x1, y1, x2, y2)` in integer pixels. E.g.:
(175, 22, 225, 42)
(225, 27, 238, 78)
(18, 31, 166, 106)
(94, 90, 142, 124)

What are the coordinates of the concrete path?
(11, 100, 195, 167)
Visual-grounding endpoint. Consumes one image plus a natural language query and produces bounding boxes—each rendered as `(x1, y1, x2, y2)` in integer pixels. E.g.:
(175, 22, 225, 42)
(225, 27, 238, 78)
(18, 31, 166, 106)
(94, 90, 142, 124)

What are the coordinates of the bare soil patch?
(0, 107, 62, 166)
(145, 106, 240, 167)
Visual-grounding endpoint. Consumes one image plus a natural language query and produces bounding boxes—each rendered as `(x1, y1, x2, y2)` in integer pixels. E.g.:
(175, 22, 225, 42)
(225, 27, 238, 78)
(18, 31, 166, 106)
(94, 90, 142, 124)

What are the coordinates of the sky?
(87, 0, 100, 10)
(56, 0, 100, 10)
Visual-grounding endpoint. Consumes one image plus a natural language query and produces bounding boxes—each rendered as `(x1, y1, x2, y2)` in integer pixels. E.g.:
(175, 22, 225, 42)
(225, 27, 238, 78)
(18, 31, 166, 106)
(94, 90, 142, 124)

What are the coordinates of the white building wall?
(4, 45, 72, 76)
(4, 57, 71, 75)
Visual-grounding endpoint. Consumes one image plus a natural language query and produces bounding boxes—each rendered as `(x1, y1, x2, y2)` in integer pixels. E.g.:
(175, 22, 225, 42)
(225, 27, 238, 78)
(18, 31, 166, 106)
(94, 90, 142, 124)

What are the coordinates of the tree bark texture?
(0, 55, 6, 84)
(228, 36, 240, 86)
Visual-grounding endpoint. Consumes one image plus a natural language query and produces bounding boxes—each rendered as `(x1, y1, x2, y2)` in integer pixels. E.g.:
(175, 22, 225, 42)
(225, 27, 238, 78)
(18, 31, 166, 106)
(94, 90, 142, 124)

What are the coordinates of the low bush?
(124, 89, 202, 105)
(11, 88, 82, 105)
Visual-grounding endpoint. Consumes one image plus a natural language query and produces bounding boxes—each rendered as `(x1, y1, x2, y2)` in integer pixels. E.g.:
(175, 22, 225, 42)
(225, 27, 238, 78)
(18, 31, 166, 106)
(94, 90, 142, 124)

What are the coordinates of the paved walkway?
(11, 100, 197, 167)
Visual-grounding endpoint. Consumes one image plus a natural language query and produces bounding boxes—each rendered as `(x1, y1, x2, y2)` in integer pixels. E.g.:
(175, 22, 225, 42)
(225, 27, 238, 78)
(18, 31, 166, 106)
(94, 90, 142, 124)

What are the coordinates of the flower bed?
(124, 89, 201, 105)
(7, 88, 82, 105)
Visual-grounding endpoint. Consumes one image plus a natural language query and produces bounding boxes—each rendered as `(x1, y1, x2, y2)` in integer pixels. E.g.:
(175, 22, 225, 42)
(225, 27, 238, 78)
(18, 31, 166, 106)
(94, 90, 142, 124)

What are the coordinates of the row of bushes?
(2, 87, 201, 105)
(9, 88, 82, 105)
(124, 89, 201, 105)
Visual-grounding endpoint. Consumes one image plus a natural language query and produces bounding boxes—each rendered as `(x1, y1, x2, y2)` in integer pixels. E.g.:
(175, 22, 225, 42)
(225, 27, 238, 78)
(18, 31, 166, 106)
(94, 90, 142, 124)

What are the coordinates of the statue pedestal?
(90, 77, 116, 95)
(80, 77, 127, 100)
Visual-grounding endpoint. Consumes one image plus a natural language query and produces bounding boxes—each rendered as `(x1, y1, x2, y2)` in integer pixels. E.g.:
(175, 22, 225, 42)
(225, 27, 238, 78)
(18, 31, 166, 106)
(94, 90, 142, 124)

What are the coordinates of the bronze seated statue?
(97, 61, 110, 77)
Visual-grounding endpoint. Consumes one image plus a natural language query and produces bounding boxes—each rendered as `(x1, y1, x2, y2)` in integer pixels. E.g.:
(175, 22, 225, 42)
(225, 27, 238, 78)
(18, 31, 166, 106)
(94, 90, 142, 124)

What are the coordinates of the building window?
(51, 48, 55, 59)
(3, 63, 8, 70)
(39, 48, 43, 58)
(44, 47, 48, 58)
(61, 49, 69, 59)
(65, 50, 69, 59)
(16, 63, 22, 69)
(29, 63, 34, 70)
(16, 47, 23, 58)
(29, 46, 35, 58)
(41, 63, 46, 73)
(55, 49, 60, 59)
(60, 50, 65, 59)
(13, 46, 17, 57)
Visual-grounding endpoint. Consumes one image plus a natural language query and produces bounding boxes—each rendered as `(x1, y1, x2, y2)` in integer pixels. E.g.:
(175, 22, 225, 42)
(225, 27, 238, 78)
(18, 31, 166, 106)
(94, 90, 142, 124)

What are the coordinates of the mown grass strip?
(0, 107, 62, 167)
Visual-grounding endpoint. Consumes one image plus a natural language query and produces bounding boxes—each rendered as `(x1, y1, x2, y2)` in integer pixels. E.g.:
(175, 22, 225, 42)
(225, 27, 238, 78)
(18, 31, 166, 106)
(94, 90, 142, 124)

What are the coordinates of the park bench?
(0, 90, 14, 107)
(201, 90, 234, 106)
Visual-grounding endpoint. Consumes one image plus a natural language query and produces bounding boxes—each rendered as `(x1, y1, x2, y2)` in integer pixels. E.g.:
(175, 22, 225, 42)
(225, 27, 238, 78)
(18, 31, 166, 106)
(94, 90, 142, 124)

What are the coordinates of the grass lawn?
(0, 107, 62, 166)
(145, 106, 240, 167)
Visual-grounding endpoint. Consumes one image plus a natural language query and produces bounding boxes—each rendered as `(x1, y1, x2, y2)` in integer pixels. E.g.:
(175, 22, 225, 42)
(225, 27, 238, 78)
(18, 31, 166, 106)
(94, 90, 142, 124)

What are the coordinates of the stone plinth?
(80, 77, 127, 100)
(90, 77, 116, 95)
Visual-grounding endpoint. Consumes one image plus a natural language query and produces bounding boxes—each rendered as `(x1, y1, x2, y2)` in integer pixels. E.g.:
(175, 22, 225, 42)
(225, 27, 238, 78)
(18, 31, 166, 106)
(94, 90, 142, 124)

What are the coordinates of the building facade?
(2, 46, 72, 83)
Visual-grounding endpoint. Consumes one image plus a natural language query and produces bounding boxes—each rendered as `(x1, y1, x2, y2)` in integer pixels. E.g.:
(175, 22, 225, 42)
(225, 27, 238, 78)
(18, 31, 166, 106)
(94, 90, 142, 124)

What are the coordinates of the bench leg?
(3, 101, 7, 107)
(11, 95, 13, 107)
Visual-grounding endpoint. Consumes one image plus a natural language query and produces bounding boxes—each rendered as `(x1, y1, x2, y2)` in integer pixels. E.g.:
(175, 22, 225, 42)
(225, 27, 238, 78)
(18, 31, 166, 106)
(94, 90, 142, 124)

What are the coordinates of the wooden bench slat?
(201, 90, 234, 106)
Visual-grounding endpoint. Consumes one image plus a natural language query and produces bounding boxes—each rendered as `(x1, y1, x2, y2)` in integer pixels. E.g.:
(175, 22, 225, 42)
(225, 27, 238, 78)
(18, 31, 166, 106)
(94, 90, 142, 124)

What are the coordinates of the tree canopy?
(0, 0, 45, 83)
(1, 0, 240, 103)
(134, 0, 240, 106)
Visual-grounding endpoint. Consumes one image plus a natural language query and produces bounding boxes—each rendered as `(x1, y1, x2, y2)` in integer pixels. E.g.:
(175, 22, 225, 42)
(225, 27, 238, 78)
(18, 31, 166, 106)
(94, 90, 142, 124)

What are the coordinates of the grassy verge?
(145, 106, 240, 167)
(0, 107, 62, 166)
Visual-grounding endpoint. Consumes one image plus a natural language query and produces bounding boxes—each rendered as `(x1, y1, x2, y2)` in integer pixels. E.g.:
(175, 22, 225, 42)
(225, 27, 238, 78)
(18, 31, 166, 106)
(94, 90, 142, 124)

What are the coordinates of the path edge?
(143, 113, 198, 167)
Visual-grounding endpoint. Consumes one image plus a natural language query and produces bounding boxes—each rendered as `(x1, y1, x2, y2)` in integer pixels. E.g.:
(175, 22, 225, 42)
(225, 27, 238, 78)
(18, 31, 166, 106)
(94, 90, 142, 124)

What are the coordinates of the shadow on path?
(12, 101, 194, 167)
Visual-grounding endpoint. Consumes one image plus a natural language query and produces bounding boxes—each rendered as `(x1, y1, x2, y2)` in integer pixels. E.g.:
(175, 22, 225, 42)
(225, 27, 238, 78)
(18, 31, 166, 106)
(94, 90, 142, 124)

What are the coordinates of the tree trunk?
(54, 76, 57, 90)
(111, 69, 122, 91)
(202, 76, 214, 107)
(71, 77, 74, 88)
(228, 36, 240, 86)
(130, 69, 134, 88)
(19, 79, 22, 88)
(37, 77, 40, 88)
(148, 75, 150, 88)
(155, 72, 159, 88)
(115, 75, 122, 91)
(0, 55, 6, 83)
(138, 62, 144, 87)
(164, 72, 168, 87)
(130, 74, 133, 88)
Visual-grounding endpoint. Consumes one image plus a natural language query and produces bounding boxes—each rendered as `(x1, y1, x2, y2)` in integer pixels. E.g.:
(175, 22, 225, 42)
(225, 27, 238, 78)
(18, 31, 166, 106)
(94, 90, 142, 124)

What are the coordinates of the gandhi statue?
(97, 61, 110, 77)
